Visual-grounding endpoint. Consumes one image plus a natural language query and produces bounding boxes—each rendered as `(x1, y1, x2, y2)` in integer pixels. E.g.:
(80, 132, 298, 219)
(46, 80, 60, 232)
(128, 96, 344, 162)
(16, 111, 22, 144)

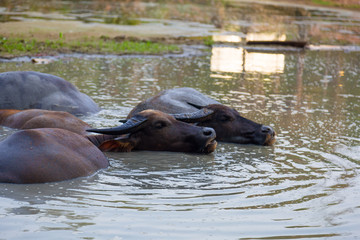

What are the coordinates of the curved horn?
(187, 102, 205, 109)
(87, 115, 147, 135)
(172, 108, 214, 123)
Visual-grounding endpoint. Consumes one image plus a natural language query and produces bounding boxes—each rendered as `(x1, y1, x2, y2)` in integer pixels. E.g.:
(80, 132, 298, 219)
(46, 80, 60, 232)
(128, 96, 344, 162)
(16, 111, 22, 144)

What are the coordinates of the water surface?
(1, 1, 360, 239)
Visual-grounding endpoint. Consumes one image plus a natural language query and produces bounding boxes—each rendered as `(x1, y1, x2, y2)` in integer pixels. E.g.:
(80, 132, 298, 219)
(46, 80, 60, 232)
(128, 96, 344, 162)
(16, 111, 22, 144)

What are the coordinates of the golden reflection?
(210, 47, 243, 73)
(210, 74, 233, 79)
(245, 52, 285, 74)
(210, 46, 285, 74)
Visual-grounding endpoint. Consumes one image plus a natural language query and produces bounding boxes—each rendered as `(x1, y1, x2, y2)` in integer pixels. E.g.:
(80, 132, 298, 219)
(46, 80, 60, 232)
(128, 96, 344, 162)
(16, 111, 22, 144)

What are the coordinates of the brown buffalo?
(87, 109, 217, 153)
(0, 128, 108, 184)
(0, 108, 217, 153)
(0, 109, 91, 136)
(127, 88, 276, 146)
(0, 109, 217, 183)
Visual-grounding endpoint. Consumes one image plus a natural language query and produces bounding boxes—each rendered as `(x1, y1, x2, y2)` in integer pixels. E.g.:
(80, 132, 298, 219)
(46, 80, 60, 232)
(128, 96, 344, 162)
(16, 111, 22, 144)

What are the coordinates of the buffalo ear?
(99, 138, 136, 152)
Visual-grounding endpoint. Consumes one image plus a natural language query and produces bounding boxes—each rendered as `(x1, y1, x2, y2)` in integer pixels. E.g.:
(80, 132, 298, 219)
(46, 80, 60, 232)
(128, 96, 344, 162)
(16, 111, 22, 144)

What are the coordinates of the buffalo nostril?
(202, 127, 215, 137)
(261, 125, 274, 134)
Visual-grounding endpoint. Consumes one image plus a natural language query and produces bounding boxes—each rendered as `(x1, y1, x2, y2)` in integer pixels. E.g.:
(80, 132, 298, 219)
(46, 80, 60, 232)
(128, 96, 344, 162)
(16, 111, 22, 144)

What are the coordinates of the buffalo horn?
(87, 115, 147, 135)
(187, 102, 205, 109)
(172, 108, 214, 123)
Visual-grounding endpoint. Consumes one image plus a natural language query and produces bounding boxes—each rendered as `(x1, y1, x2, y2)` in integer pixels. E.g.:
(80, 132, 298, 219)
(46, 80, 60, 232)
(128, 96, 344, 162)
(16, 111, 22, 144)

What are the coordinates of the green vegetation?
(203, 36, 214, 46)
(104, 16, 142, 25)
(0, 35, 182, 58)
(311, 0, 360, 9)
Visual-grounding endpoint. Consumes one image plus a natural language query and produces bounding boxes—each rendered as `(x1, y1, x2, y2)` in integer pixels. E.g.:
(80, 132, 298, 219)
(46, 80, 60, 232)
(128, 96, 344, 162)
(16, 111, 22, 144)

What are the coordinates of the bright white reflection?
(211, 47, 243, 73)
(210, 46, 285, 74)
(213, 35, 242, 43)
(245, 52, 285, 74)
(246, 33, 286, 41)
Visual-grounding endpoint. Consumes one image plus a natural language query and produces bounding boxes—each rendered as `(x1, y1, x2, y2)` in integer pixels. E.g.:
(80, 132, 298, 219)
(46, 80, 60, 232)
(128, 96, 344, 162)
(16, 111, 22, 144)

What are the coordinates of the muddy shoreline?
(1, 0, 359, 59)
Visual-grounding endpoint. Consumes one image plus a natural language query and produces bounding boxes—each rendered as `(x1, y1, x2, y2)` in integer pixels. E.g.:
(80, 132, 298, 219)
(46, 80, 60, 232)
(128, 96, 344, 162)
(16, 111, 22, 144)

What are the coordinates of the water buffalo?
(0, 108, 217, 153)
(0, 128, 108, 184)
(0, 108, 217, 183)
(87, 109, 217, 153)
(127, 87, 276, 146)
(0, 71, 100, 116)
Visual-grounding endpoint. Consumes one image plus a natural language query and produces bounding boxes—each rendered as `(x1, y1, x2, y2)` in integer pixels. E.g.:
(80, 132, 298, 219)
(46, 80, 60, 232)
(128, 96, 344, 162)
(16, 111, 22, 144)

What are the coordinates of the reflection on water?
(211, 46, 285, 74)
(211, 33, 288, 74)
(211, 47, 243, 73)
(245, 51, 285, 74)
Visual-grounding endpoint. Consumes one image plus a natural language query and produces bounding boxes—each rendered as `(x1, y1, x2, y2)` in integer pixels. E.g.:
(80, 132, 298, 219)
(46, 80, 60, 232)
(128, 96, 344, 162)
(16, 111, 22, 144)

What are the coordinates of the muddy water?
(1, 48, 359, 239)
(1, 1, 360, 240)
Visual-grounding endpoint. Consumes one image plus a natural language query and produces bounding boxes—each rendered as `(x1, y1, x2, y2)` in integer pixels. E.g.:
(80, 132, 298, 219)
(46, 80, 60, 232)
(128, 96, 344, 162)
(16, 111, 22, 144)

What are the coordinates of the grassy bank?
(310, 0, 360, 9)
(0, 35, 182, 58)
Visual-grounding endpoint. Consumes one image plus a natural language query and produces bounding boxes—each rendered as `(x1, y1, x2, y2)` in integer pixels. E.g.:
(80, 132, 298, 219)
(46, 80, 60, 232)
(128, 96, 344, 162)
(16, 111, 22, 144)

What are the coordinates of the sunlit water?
(1, 48, 359, 239)
(1, 1, 360, 240)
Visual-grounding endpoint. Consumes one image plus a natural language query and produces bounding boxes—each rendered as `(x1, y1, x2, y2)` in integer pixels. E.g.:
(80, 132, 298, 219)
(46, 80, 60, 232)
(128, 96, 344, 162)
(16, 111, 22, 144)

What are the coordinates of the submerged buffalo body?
(0, 109, 91, 136)
(0, 109, 217, 183)
(0, 71, 100, 116)
(128, 88, 276, 146)
(0, 128, 108, 184)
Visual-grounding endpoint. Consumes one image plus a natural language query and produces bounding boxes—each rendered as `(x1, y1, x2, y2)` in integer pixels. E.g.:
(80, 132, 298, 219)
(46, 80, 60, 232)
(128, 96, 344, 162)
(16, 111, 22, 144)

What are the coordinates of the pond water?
(1, 1, 360, 239)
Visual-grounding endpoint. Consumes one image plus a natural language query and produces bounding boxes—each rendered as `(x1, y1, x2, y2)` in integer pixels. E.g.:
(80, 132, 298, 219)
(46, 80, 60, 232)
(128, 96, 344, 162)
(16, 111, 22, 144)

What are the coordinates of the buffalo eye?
(154, 121, 167, 129)
(219, 115, 232, 122)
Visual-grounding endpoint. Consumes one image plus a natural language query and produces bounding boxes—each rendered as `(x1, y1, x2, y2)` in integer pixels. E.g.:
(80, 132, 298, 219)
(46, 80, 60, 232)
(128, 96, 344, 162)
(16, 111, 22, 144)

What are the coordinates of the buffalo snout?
(202, 127, 216, 138)
(197, 127, 217, 154)
(261, 125, 274, 134)
(260, 125, 276, 146)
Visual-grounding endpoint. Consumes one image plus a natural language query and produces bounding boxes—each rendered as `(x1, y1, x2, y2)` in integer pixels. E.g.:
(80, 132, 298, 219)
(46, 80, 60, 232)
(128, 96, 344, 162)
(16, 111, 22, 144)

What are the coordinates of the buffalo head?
(185, 103, 276, 146)
(87, 109, 217, 153)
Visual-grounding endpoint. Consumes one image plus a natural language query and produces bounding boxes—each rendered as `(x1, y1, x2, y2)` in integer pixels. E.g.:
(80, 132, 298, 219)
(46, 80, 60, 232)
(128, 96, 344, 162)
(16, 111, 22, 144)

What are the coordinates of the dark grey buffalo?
(0, 71, 100, 116)
(128, 88, 276, 146)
